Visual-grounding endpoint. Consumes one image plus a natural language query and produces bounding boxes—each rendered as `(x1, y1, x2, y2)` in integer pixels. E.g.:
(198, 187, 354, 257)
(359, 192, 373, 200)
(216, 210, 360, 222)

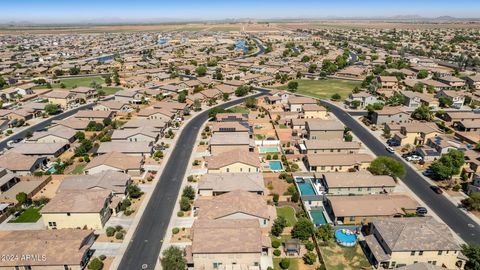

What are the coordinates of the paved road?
(0, 102, 95, 151)
(321, 100, 480, 244)
(118, 91, 267, 270)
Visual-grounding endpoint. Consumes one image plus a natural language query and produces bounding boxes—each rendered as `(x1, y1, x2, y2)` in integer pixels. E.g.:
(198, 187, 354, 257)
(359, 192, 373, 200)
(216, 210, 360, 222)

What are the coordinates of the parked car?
(387, 139, 400, 147)
(385, 146, 395, 153)
(430, 185, 443, 194)
(423, 169, 434, 177)
(416, 207, 428, 216)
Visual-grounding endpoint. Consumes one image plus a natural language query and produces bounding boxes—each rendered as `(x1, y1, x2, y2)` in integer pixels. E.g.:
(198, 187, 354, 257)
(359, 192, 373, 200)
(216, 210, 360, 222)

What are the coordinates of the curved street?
(321, 100, 480, 244)
(118, 91, 267, 270)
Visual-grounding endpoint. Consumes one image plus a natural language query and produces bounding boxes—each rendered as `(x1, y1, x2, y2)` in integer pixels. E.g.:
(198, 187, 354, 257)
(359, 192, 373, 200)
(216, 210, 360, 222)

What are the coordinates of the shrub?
(279, 258, 290, 269)
(272, 193, 279, 204)
(273, 249, 281, 256)
(180, 196, 191, 211)
(303, 252, 317, 265)
(272, 240, 281, 248)
(106, 227, 116, 237)
(177, 211, 184, 217)
(115, 225, 123, 232)
(172, 227, 180, 234)
(182, 186, 196, 200)
(272, 153, 279, 160)
(115, 232, 124, 240)
(99, 255, 106, 261)
(305, 241, 315, 251)
(285, 175, 294, 183)
(88, 257, 104, 270)
(266, 154, 272, 160)
(124, 209, 134, 216)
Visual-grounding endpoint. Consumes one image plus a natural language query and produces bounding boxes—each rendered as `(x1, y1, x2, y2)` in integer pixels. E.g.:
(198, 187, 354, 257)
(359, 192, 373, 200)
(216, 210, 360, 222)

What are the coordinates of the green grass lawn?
(276, 206, 297, 226)
(101, 87, 122, 95)
(71, 163, 86, 174)
(277, 79, 361, 101)
(33, 76, 106, 90)
(273, 258, 300, 270)
(8, 206, 42, 223)
(228, 106, 249, 114)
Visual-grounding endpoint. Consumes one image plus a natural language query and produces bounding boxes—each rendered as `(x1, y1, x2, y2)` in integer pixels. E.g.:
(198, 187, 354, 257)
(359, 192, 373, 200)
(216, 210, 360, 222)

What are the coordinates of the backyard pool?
(295, 177, 316, 196)
(335, 229, 358, 247)
(269, 161, 283, 172)
(259, 146, 280, 154)
(310, 208, 328, 226)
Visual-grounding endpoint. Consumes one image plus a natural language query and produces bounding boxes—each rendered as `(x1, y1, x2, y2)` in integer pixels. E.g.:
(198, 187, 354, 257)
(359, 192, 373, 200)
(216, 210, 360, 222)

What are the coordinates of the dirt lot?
(33, 175, 64, 199)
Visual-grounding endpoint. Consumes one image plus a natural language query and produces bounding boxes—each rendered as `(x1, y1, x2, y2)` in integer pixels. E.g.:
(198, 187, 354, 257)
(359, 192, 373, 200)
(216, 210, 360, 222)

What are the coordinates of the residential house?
(305, 153, 373, 172)
(378, 76, 399, 90)
(42, 190, 115, 229)
(188, 219, 270, 270)
(327, 194, 419, 224)
(317, 171, 396, 195)
(0, 229, 95, 270)
(364, 217, 465, 269)
(198, 173, 264, 196)
(96, 141, 152, 156)
(194, 190, 275, 227)
(346, 92, 379, 109)
(437, 76, 465, 90)
(209, 132, 252, 155)
(84, 151, 144, 176)
(216, 112, 248, 122)
(93, 100, 133, 112)
(305, 119, 344, 140)
(466, 74, 480, 90)
(302, 139, 361, 154)
(10, 142, 69, 158)
(58, 171, 132, 196)
(206, 150, 261, 173)
(74, 110, 114, 123)
(44, 90, 76, 109)
(287, 96, 317, 112)
(436, 90, 465, 109)
(391, 121, 440, 146)
(0, 151, 47, 175)
(70, 86, 97, 101)
(27, 125, 76, 143)
(302, 104, 328, 119)
(371, 107, 409, 125)
(114, 89, 144, 104)
(111, 126, 159, 143)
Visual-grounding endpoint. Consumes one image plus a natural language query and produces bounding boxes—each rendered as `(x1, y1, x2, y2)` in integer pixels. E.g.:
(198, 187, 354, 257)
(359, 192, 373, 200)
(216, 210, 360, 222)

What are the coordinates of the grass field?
(273, 258, 300, 270)
(277, 79, 361, 101)
(33, 76, 122, 94)
(320, 242, 370, 270)
(228, 106, 249, 114)
(71, 164, 86, 174)
(8, 206, 42, 223)
(276, 206, 297, 226)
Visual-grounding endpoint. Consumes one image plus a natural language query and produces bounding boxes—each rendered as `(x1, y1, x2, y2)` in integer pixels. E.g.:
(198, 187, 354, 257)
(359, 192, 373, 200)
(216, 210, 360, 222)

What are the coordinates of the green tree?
(316, 224, 334, 242)
(411, 105, 433, 121)
(369, 156, 406, 178)
(331, 93, 341, 101)
(291, 218, 315, 240)
(431, 150, 465, 180)
(463, 193, 480, 211)
(235, 85, 249, 97)
(178, 91, 186, 103)
(417, 69, 429, 79)
(439, 96, 453, 108)
(182, 186, 196, 200)
(463, 244, 480, 270)
(127, 184, 143, 199)
(161, 246, 186, 270)
(44, 103, 60, 115)
(180, 196, 191, 211)
(104, 75, 112, 86)
(279, 258, 290, 270)
(195, 65, 207, 77)
(0, 76, 6, 88)
(271, 216, 287, 236)
(245, 97, 257, 108)
(74, 131, 85, 141)
(287, 81, 299, 92)
(303, 252, 317, 265)
(16, 192, 28, 205)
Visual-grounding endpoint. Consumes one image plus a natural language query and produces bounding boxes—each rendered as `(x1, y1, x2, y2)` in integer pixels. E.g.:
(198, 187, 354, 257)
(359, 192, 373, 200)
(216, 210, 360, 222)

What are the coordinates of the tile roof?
(58, 171, 131, 194)
(198, 173, 264, 193)
(41, 190, 111, 213)
(206, 150, 260, 169)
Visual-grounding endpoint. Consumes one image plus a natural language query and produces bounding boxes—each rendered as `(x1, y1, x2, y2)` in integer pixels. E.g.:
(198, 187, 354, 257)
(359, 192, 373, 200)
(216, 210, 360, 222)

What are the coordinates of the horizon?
(1, 0, 480, 24)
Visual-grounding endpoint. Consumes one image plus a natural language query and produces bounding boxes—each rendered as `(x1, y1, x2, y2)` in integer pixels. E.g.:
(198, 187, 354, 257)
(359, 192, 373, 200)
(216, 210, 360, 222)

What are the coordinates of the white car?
(406, 155, 422, 162)
(385, 146, 395, 153)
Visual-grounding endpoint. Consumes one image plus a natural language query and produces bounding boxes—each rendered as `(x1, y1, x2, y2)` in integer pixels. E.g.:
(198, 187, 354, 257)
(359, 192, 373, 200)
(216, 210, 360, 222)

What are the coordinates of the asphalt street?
(0, 102, 95, 151)
(118, 91, 267, 270)
(321, 100, 480, 244)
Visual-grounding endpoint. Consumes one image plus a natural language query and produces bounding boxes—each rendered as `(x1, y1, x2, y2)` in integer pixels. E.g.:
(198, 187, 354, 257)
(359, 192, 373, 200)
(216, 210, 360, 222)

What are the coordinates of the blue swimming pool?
(259, 146, 280, 154)
(296, 178, 316, 196)
(335, 229, 358, 247)
(269, 161, 283, 172)
(310, 209, 327, 225)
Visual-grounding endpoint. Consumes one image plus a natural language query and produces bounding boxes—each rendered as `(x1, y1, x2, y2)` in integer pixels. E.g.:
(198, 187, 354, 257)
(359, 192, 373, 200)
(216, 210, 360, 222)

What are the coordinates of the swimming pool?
(310, 209, 327, 225)
(259, 146, 280, 154)
(295, 178, 316, 196)
(335, 229, 358, 247)
(269, 161, 283, 172)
